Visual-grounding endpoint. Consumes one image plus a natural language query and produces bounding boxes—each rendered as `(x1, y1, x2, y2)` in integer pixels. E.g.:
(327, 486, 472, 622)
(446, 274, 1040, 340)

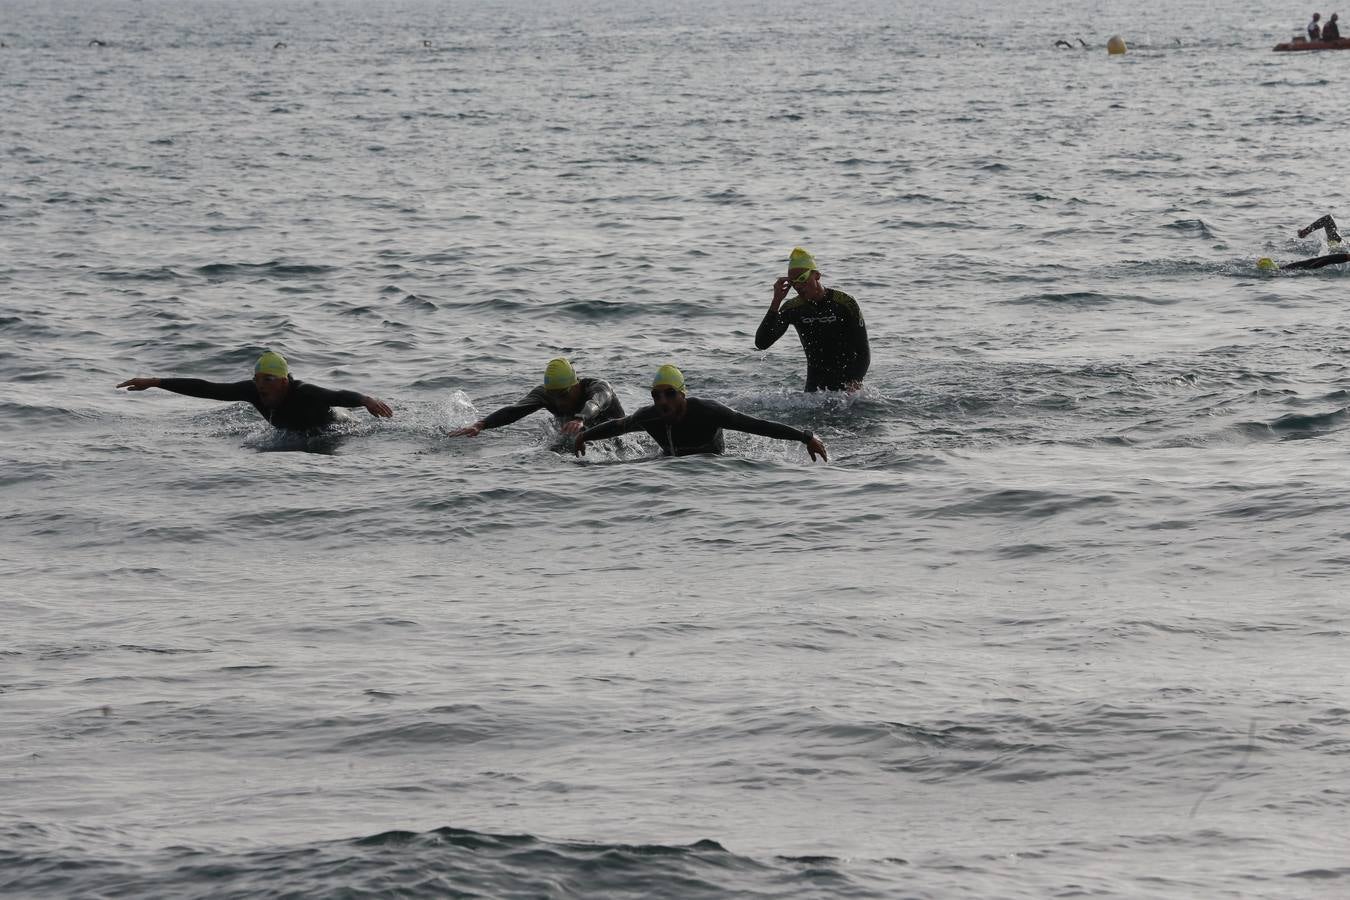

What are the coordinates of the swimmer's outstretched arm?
(573, 415, 642, 456)
(706, 401, 829, 462)
(299, 383, 393, 418)
(448, 391, 547, 437)
(117, 377, 252, 401)
(1281, 252, 1350, 271)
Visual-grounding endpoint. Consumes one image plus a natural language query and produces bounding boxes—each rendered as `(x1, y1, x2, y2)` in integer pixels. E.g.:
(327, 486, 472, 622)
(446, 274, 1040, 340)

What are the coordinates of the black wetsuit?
(579, 396, 812, 456)
(1281, 253, 1350, 270)
(1324, 21, 1341, 40)
(157, 377, 365, 430)
(481, 378, 624, 429)
(755, 288, 871, 392)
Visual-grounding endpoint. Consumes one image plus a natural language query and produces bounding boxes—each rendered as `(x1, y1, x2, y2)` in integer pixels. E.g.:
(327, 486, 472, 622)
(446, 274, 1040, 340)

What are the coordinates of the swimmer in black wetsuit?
(754, 247, 870, 393)
(1260, 214, 1350, 270)
(116, 350, 393, 430)
(573, 364, 828, 460)
(449, 358, 624, 439)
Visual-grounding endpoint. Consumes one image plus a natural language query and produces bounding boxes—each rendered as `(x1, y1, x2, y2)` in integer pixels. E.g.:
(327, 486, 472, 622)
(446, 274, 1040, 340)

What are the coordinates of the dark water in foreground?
(2, 0, 1348, 896)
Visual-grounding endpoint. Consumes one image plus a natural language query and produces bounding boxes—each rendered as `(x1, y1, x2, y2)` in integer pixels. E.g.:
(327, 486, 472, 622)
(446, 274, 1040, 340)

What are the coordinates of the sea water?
(2, 0, 1347, 896)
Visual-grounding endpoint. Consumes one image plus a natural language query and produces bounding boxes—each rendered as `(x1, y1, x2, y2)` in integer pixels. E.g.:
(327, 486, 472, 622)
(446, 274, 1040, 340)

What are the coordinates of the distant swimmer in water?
(574, 364, 828, 460)
(273, 42, 287, 49)
(88, 39, 106, 47)
(1258, 214, 1350, 271)
(754, 247, 870, 393)
(448, 357, 624, 439)
(117, 350, 393, 430)
(422, 40, 433, 47)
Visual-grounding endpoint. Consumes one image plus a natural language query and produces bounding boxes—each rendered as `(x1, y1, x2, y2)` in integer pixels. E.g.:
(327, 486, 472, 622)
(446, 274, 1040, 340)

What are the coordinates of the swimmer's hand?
(362, 396, 394, 418)
(447, 421, 484, 437)
(573, 434, 588, 457)
(805, 434, 828, 462)
(561, 418, 585, 437)
(771, 277, 792, 307)
(117, 377, 161, 391)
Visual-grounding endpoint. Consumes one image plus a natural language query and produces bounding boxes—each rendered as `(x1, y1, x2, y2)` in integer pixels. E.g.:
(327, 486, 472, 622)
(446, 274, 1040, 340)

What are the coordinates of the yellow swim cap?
(788, 247, 817, 273)
(543, 357, 578, 390)
(254, 350, 289, 378)
(1256, 257, 1277, 271)
(651, 364, 686, 393)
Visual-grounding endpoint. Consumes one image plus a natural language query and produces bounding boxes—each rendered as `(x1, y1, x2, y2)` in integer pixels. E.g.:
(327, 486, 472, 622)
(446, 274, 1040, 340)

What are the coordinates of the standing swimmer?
(448, 358, 624, 440)
(116, 350, 393, 429)
(754, 247, 870, 393)
(573, 364, 828, 460)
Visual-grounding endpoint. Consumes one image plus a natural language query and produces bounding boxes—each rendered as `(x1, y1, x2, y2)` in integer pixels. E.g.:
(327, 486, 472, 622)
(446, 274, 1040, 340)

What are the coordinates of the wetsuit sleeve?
(481, 388, 548, 429)
(578, 413, 646, 443)
(1282, 252, 1350, 270)
(702, 399, 811, 443)
(295, 383, 366, 407)
(578, 381, 616, 422)
(156, 379, 256, 402)
(754, 304, 793, 350)
(838, 295, 871, 380)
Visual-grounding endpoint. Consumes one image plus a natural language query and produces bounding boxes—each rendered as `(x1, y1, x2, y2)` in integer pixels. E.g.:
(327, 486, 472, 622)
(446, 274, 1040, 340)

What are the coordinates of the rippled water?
(3, 0, 1349, 896)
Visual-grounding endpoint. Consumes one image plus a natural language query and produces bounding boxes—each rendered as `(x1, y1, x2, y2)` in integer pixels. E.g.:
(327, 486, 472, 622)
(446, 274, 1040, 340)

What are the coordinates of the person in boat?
(448, 357, 624, 439)
(754, 247, 870, 393)
(1309, 13, 1323, 40)
(1324, 13, 1341, 39)
(116, 350, 394, 429)
(573, 364, 828, 460)
(1258, 214, 1349, 270)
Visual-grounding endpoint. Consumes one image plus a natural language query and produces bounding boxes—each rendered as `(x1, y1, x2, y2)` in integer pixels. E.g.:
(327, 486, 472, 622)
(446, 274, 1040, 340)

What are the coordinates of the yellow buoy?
(1107, 35, 1127, 55)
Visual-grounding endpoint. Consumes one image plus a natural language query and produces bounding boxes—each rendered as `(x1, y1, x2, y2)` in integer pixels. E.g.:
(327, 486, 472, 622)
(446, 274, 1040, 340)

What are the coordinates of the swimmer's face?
(254, 373, 290, 408)
(788, 268, 818, 294)
(651, 386, 685, 420)
(546, 383, 583, 411)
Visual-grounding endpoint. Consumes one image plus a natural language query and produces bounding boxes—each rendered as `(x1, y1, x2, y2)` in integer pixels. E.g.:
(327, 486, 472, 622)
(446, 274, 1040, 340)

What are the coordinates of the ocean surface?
(3, 0, 1348, 896)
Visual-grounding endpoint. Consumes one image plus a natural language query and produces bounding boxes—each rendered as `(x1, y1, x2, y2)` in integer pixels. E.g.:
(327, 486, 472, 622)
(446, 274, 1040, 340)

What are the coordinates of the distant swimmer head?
(1257, 257, 1277, 271)
(543, 357, 579, 391)
(255, 350, 290, 378)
